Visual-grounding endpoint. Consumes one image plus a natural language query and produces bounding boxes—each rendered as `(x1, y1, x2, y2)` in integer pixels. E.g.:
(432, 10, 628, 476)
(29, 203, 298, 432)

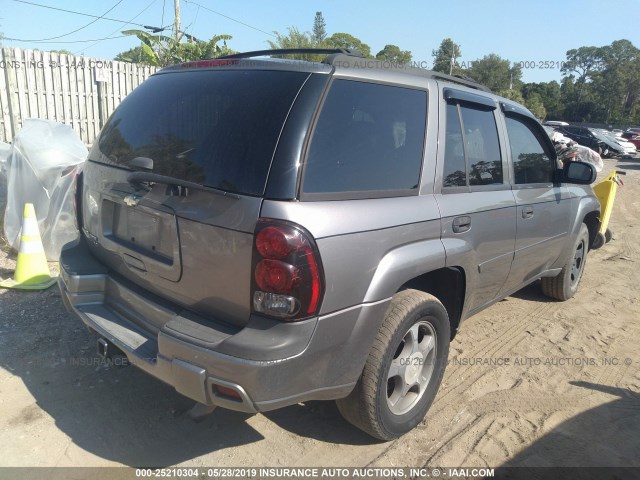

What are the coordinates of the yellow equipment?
(591, 170, 625, 248)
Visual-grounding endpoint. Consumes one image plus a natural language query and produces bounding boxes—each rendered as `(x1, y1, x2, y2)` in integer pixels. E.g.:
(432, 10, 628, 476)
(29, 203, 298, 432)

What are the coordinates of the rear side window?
(442, 101, 503, 188)
(302, 80, 426, 196)
(460, 106, 502, 185)
(443, 103, 466, 187)
(505, 116, 554, 184)
(91, 70, 309, 196)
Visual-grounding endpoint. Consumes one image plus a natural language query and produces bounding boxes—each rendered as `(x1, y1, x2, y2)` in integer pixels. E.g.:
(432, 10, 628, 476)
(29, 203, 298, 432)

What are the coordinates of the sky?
(1, 0, 639, 84)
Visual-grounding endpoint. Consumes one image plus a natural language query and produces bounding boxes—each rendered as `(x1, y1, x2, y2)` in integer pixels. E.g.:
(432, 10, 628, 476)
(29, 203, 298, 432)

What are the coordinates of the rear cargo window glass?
(91, 70, 308, 196)
(302, 80, 426, 195)
(505, 116, 554, 184)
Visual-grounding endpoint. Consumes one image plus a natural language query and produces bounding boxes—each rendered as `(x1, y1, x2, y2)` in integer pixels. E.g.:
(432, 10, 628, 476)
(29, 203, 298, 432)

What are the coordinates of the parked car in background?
(543, 125, 571, 145)
(611, 129, 624, 137)
(556, 125, 605, 154)
(590, 129, 636, 157)
(544, 120, 570, 127)
(622, 129, 640, 150)
(623, 134, 640, 150)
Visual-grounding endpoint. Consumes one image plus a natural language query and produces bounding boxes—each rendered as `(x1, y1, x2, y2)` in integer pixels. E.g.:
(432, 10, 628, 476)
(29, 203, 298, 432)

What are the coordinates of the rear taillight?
(252, 219, 324, 321)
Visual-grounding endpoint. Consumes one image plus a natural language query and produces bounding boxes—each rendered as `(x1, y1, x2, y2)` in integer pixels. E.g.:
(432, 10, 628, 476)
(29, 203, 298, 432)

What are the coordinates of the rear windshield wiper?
(127, 171, 240, 199)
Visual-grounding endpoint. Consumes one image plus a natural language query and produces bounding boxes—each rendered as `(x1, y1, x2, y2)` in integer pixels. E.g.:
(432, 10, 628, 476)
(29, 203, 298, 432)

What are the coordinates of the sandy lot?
(0, 159, 639, 470)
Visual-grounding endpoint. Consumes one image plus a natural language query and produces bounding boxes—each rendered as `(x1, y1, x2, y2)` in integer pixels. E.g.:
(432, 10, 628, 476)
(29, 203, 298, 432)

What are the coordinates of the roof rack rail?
(219, 48, 365, 59)
(217, 49, 491, 93)
(428, 73, 492, 93)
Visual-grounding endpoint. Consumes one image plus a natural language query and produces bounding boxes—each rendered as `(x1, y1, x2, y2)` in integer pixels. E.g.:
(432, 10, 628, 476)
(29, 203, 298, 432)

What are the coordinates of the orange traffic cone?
(0, 203, 57, 290)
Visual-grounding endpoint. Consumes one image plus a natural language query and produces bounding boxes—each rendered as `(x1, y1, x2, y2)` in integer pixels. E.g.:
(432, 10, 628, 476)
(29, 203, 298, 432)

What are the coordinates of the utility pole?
(449, 42, 456, 75)
(174, 0, 181, 42)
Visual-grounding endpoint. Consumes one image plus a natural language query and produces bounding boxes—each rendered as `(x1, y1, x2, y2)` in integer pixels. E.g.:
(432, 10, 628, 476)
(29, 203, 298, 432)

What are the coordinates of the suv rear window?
(91, 70, 309, 196)
(302, 80, 426, 197)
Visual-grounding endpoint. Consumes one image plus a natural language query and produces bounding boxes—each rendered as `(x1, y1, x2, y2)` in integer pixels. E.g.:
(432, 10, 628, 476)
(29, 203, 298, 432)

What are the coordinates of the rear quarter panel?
(260, 195, 444, 314)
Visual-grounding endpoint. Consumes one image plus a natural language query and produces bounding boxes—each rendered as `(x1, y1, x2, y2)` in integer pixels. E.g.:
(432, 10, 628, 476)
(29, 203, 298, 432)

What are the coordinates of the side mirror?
(563, 161, 597, 185)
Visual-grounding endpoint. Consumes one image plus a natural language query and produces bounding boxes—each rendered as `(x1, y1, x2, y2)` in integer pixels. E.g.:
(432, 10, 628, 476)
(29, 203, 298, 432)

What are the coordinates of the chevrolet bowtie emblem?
(124, 194, 140, 207)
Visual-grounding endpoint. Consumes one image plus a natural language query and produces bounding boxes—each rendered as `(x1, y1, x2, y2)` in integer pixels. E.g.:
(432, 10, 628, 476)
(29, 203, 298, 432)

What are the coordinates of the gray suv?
(58, 49, 601, 440)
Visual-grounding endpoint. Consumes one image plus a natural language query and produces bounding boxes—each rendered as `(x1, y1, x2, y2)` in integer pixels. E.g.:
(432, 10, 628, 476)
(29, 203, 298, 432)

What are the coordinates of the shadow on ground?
(0, 286, 374, 467)
(509, 281, 550, 302)
(616, 157, 640, 171)
(495, 382, 640, 478)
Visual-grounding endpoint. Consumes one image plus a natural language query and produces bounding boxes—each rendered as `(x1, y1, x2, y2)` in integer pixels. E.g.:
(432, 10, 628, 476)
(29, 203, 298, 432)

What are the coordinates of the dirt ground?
(0, 159, 639, 470)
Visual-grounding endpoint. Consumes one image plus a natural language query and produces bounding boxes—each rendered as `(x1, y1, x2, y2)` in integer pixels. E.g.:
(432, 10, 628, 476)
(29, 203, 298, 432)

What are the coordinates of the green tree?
(312, 12, 327, 46)
(496, 88, 525, 104)
(118, 30, 232, 66)
(325, 33, 372, 58)
(522, 81, 562, 119)
(595, 40, 640, 122)
(432, 38, 463, 75)
(558, 40, 640, 123)
(115, 45, 154, 64)
(560, 75, 600, 122)
(561, 46, 605, 83)
(467, 54, 522, 92)
(267, 27, 318, 60)
(376, 44, 412, 64)
(268, 27, 314, 50)
(561, 46, 606, 104)
(525, 93, 547, 120)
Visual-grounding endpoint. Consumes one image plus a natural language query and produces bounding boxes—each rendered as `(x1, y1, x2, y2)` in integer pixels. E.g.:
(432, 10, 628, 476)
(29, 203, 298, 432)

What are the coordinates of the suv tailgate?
(82, 68, 311, 328)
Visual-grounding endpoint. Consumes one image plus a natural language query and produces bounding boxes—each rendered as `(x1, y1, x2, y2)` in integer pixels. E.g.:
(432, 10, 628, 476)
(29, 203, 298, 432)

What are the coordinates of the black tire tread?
(541, 223, 589, 301)
(336, 289, 446, 440)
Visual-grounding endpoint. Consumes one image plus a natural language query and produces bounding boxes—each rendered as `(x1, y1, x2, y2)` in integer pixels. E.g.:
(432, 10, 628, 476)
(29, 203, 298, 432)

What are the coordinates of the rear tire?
(336, 289, 450, 440)
(541, 223, 589, 301)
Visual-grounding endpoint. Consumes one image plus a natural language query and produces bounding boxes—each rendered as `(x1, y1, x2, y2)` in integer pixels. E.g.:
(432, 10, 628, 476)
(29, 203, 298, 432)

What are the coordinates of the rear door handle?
(452, 216, 471, 233)
(522, 206, 534, 219)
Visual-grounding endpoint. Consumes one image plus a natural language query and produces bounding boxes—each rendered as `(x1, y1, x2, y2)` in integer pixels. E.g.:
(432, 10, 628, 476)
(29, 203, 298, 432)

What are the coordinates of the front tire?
(541, 223, 589, 300)
(336, 290, 450, 440)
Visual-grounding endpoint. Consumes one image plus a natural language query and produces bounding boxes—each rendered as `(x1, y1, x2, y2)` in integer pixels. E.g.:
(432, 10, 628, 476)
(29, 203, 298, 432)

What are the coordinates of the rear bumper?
(58, 238, 389, 413)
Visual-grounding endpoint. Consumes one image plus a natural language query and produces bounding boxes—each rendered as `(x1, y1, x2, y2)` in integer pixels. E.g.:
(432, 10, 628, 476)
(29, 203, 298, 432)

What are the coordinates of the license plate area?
(113, 206, 168, 259)
(100, 198, 181, 281)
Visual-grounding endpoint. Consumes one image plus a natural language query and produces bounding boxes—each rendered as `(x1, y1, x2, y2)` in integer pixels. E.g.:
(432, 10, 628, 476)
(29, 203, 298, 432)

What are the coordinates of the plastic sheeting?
(0, 142, 9, 215)
(574, 145, 604, 173)
(3, 119, 87, 260)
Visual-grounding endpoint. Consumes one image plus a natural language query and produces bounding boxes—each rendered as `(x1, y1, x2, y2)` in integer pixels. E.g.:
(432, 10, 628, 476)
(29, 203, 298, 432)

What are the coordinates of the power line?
(183, 0, 276, 38)
(8, 0, 149, 29)
(3, 35, 129, 44)
(76, 0, 159, 55)
(5, 0, 124, 42)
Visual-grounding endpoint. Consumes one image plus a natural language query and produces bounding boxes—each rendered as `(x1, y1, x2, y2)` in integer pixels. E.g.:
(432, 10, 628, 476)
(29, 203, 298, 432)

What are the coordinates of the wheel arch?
(398, 266, 466, 339)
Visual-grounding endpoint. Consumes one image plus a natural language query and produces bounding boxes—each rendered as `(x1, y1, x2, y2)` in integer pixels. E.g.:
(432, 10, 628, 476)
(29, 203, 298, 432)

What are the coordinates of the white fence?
(0, 47, 157, 145)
